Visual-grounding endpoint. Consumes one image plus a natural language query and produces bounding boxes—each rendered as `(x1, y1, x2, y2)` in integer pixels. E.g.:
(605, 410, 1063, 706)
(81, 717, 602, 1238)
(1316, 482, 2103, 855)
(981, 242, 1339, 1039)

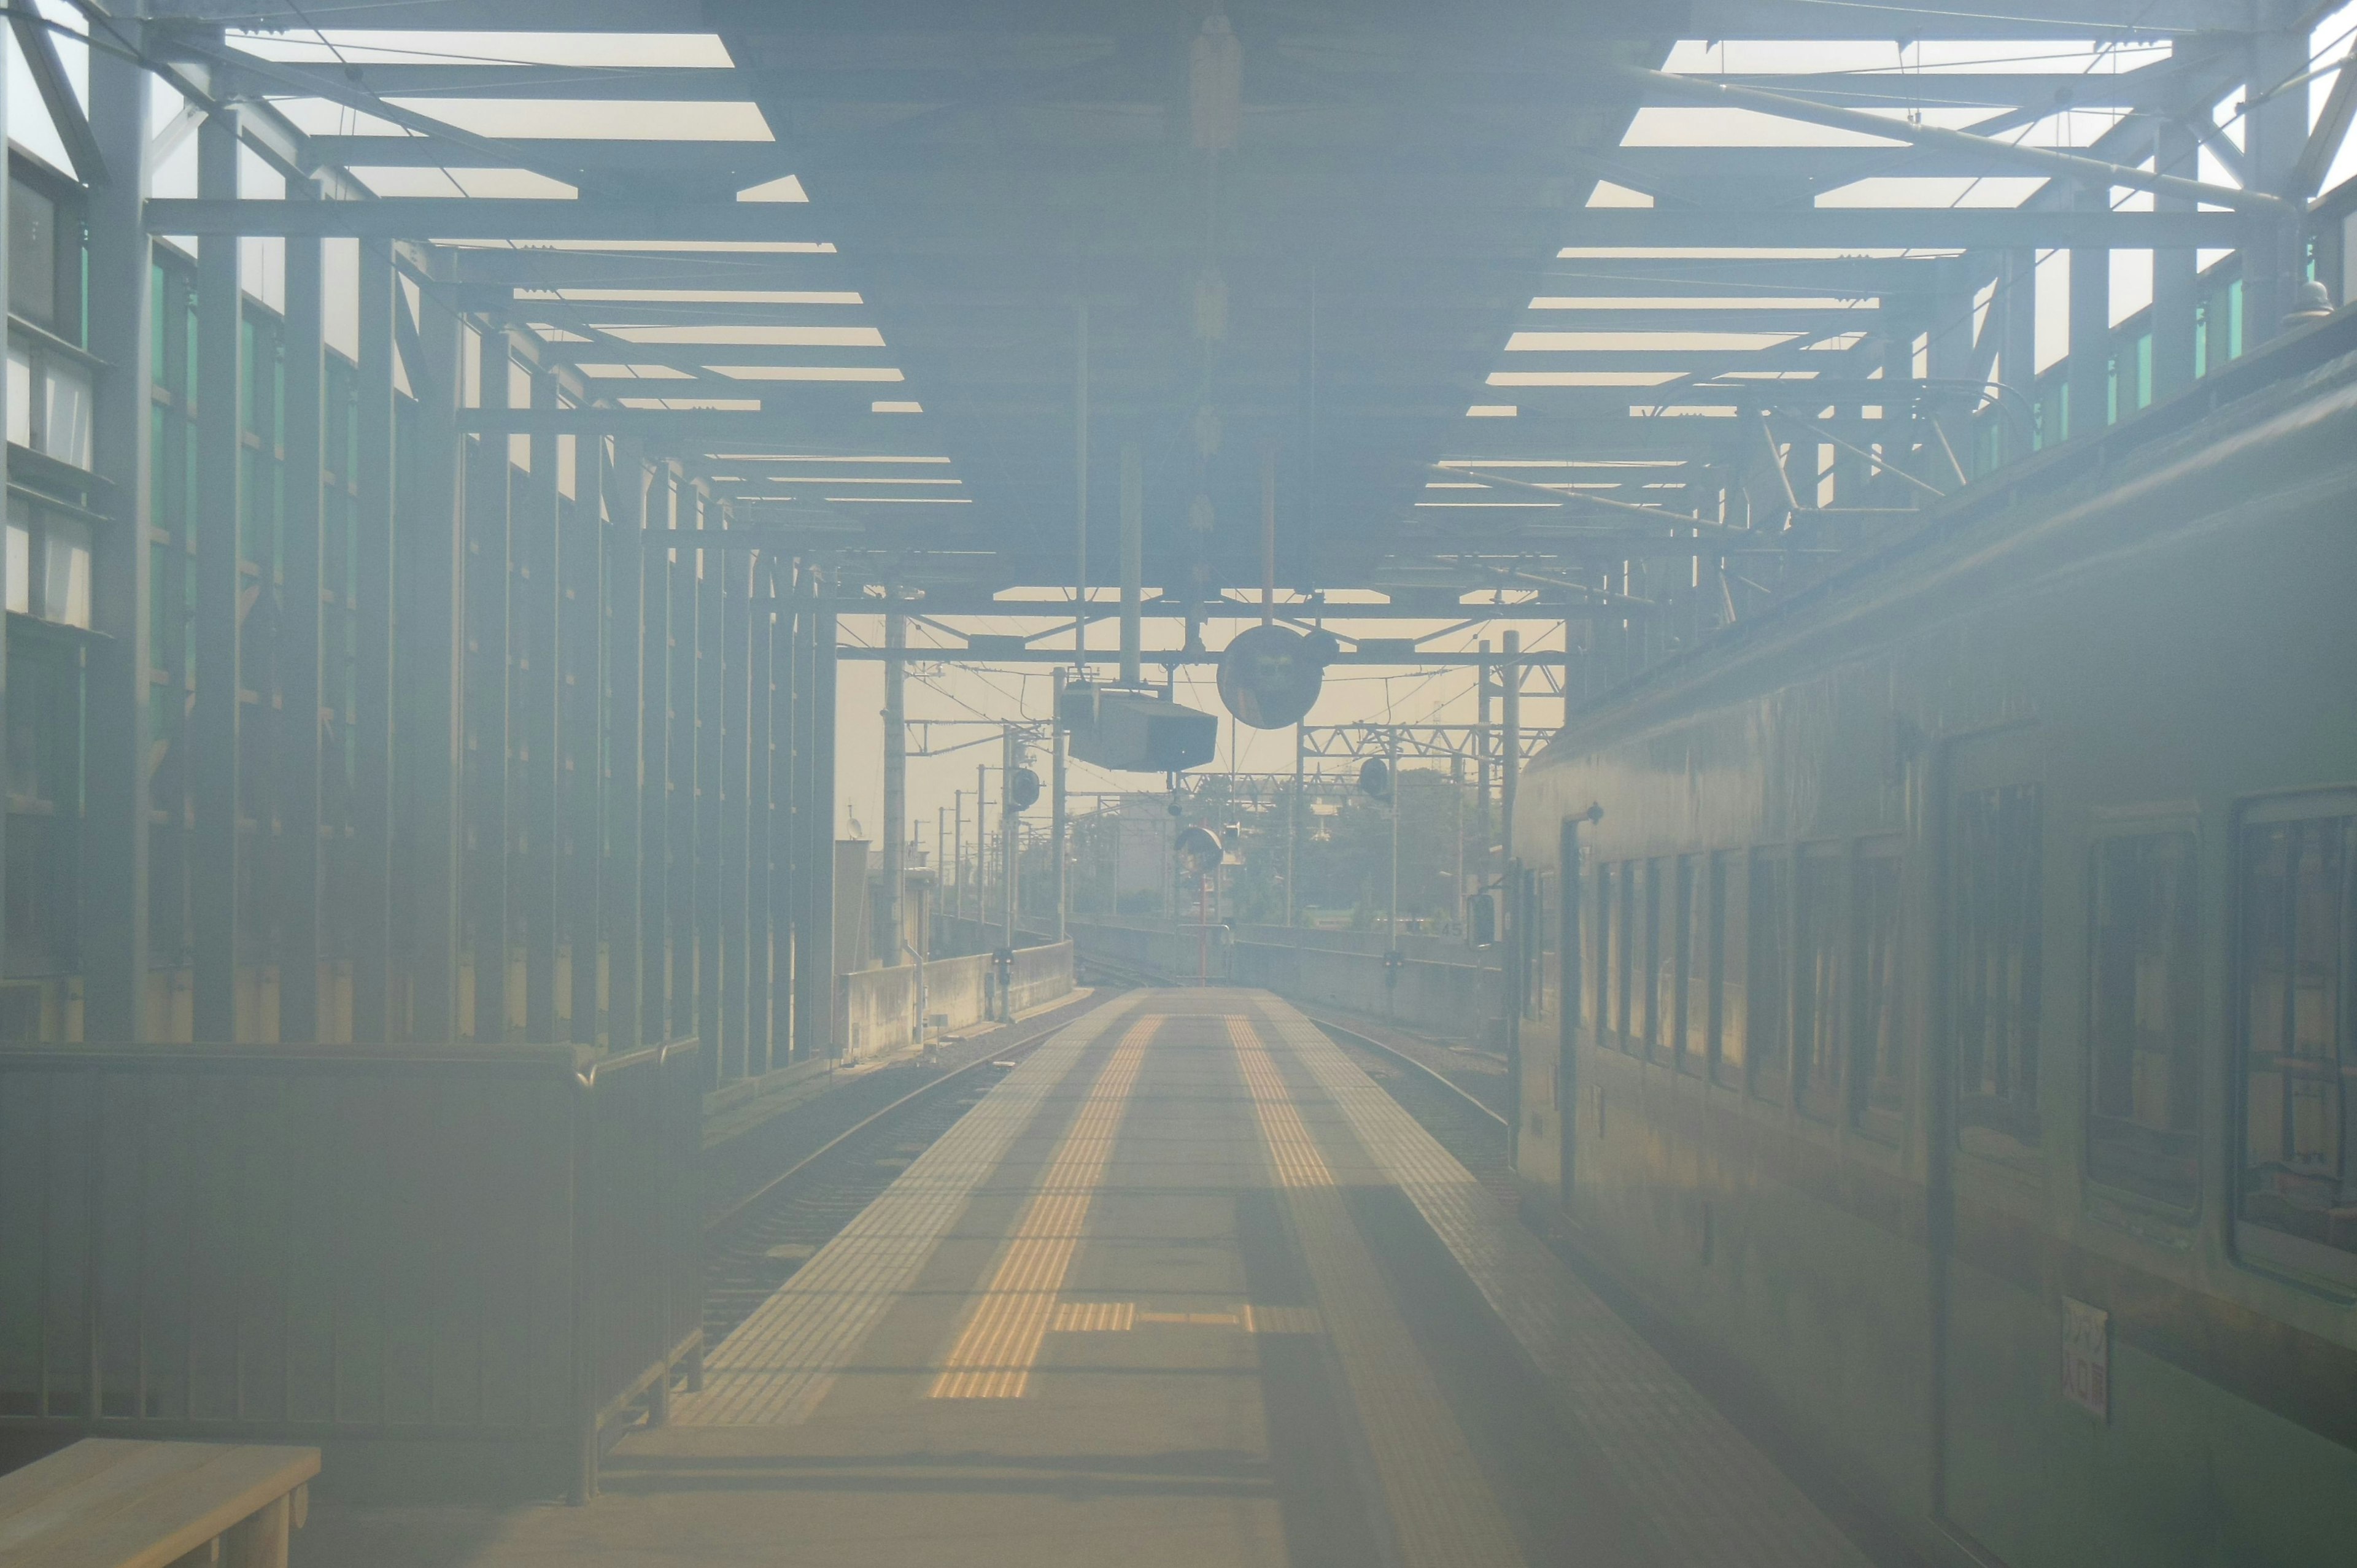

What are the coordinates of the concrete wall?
(835, 939, 1074, 1063)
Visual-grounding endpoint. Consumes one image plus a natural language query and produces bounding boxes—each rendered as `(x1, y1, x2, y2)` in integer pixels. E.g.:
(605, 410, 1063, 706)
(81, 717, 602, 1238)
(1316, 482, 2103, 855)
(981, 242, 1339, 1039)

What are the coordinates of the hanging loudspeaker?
(1217, 624, 1333, 730)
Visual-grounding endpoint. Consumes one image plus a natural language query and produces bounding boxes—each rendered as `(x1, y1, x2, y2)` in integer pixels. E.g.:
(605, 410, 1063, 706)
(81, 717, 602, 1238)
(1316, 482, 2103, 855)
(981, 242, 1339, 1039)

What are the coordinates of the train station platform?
(302, 990, 1872, 1568)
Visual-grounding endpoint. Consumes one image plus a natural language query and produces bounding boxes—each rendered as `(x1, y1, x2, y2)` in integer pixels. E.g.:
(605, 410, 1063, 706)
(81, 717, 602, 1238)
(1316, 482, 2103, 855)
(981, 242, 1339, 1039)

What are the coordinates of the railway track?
(699, 1008, 1082, 1348)
(1315, 1020, 1517, 1208)
(699, 964, 1518, 1356)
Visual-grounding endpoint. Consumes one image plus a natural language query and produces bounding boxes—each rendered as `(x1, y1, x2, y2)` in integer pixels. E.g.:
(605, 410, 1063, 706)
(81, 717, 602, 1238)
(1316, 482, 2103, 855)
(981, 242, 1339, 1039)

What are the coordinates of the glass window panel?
(41, 359, 92, 468)
(41, 517, 90, 630)
(1749, 852, 1791, 1096)
(5, 497, 29, 616)
(9, 180, 58, 330)
(1615, 862, 1635, 1052)
(2087, 832, 2198, 1204)
(1640, 863, 1659, 1046)
(2238, 814, 2356, 1280)
(1716, 851, 1748, 1087)
(1590, 860, 1611, 1036)
(1795, 849, 1846, 1121)
(7, 345, 31, 449)
(1953, 785, 2044, 1146)
(1854, 849, 1905, 1141)
(1682, 855, 1709, 1072)
(1652, 859, 1678, 1063)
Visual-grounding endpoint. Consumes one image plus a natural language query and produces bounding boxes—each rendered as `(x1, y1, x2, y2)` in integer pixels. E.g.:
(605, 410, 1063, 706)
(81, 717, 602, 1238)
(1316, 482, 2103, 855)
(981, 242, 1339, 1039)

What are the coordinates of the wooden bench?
(0, 1440, 317, 1568)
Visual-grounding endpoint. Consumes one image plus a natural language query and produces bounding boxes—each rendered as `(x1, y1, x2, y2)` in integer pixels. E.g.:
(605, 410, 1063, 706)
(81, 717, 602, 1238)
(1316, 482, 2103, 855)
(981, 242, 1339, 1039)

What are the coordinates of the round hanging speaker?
(1216, 624, 1331, 730)
(1174, 824, 1225, 875)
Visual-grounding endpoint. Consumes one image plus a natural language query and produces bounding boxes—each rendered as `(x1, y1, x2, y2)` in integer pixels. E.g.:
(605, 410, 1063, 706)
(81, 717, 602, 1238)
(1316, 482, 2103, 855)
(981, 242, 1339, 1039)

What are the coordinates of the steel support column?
(746, 554, 776, 1073)
(768, 557, 797, 1064)
(83, 40, 149, 1041)
(694, 514, 725, 1078)
(348, 245, 397, 1042)
(668, 477, 699, 1046)
(638, 467, 672, 1046)
(463, 333, 514, 1043)
(562, 423, 603, 1046)
(518, 361, 560, 1041)
(278, 191, 327, 1042)
(602, 439, 647, 1049)
(720, 543, 754, 1079)
(397, 268, 465, 1043)
(2067, 182, 2112, 441)
(190, 110, 244, 1041)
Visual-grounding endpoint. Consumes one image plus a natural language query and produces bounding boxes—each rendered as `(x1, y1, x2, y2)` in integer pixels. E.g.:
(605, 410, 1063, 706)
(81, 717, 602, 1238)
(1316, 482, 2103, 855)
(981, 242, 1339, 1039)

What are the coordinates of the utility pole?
(1288, 724, 1302, 929)
(1051, 670, 1069, 943)
(1386, 726, 1401, 1021)
(1501, 629, 1522, 1063)
(952, 790, 964, 939)
(881, 586, 906, 966)
(974, 763, 988, 927)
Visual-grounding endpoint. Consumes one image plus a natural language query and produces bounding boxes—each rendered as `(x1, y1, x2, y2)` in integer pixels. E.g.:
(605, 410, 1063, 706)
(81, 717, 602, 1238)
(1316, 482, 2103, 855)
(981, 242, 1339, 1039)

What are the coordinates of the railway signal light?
(1358, 757, 1391, 800)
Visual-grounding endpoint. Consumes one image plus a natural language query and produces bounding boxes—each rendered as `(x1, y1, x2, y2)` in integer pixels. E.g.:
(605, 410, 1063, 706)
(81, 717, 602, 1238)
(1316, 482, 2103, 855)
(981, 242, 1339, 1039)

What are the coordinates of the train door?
(1558, 817, 1584, 1203)
(1931, 722, 2049, 1566)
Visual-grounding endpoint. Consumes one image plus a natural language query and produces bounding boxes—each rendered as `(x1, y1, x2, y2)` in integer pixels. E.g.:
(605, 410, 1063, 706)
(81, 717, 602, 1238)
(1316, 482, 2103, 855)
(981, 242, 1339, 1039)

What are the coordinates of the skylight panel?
(352, 168, 578, 200)
(738, 176, 810, 203)
(517, 289, 865, 306)
(1815, 177, 2049, 208)
(1465, 405, 1519, 417)
(618, 396, 761, 411)
(715, 454, 954, 463)
(1487, 371, 1686, 387)
(1506, 330, 1801, 351)
(379, 99, 774, 141)
(227, 31, 736, 69)
(1622, 105, 1999, 147)
(605, 325, 885, 347)
(440, 241, 838, 255)
(1661, 39, 2170, 76)
(711, 366, 907, 382)
(872, 401, 925, 414)
(572, 364, 697, 380)
(1530, 296, 1875, 311)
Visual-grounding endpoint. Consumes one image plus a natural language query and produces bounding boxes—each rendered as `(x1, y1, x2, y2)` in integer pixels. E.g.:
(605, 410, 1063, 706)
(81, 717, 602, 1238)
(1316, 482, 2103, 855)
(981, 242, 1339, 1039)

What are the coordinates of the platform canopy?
(134, 0, 2334, 602)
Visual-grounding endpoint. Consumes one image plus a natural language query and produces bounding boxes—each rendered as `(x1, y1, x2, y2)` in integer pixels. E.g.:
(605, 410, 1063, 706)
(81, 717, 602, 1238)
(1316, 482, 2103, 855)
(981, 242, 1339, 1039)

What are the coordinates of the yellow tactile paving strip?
(1228, 1017, 1528, 1568)
(929, 1016, 1156, 1399)
(1258, 1003, 1873, 1568)
(670, 998, 1137, 1427)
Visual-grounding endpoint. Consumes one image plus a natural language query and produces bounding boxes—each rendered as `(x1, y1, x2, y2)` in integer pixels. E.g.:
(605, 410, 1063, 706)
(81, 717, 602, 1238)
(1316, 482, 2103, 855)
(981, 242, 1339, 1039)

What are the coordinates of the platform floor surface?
(301, 989, 1869, 1568)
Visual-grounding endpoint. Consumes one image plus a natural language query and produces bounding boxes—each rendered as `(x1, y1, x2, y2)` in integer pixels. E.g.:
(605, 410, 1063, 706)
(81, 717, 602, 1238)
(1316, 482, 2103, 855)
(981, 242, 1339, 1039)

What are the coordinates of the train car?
(1508, 317, 2357, 1567)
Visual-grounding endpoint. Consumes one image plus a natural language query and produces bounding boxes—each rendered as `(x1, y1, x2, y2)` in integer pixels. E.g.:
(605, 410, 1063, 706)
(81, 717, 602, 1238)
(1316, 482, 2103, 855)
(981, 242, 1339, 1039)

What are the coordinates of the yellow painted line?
(929, 1018, 1155, 1399)
(1228, 1014, 1527, 1567)
(1050, 1300, 1136, 1332)
(1227, 1018, 1334, 1189)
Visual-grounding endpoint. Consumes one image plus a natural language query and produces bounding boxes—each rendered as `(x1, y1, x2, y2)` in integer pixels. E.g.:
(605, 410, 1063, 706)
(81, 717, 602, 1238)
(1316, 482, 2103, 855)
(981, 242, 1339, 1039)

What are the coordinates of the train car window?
(1631, 858, 1650, 1051)
(1853, 842, 1905, 1144)
(1683, 855, 1711, 1073)
(2086, 830, 2199, 1207)
(2235, 801, 2357, 1288)
(1749, 851, 1792, 1099)
(1532, 868, 1558, 1022)
(1953, 785, 2044, 1151)
(1590, 860, 1612, 1040)
(1715, 851, 1748, 1087)
(1614, 861, 1635, 1051)
(1795, 845, 1847, 1122)
(1651, 857, 1680, 1065)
